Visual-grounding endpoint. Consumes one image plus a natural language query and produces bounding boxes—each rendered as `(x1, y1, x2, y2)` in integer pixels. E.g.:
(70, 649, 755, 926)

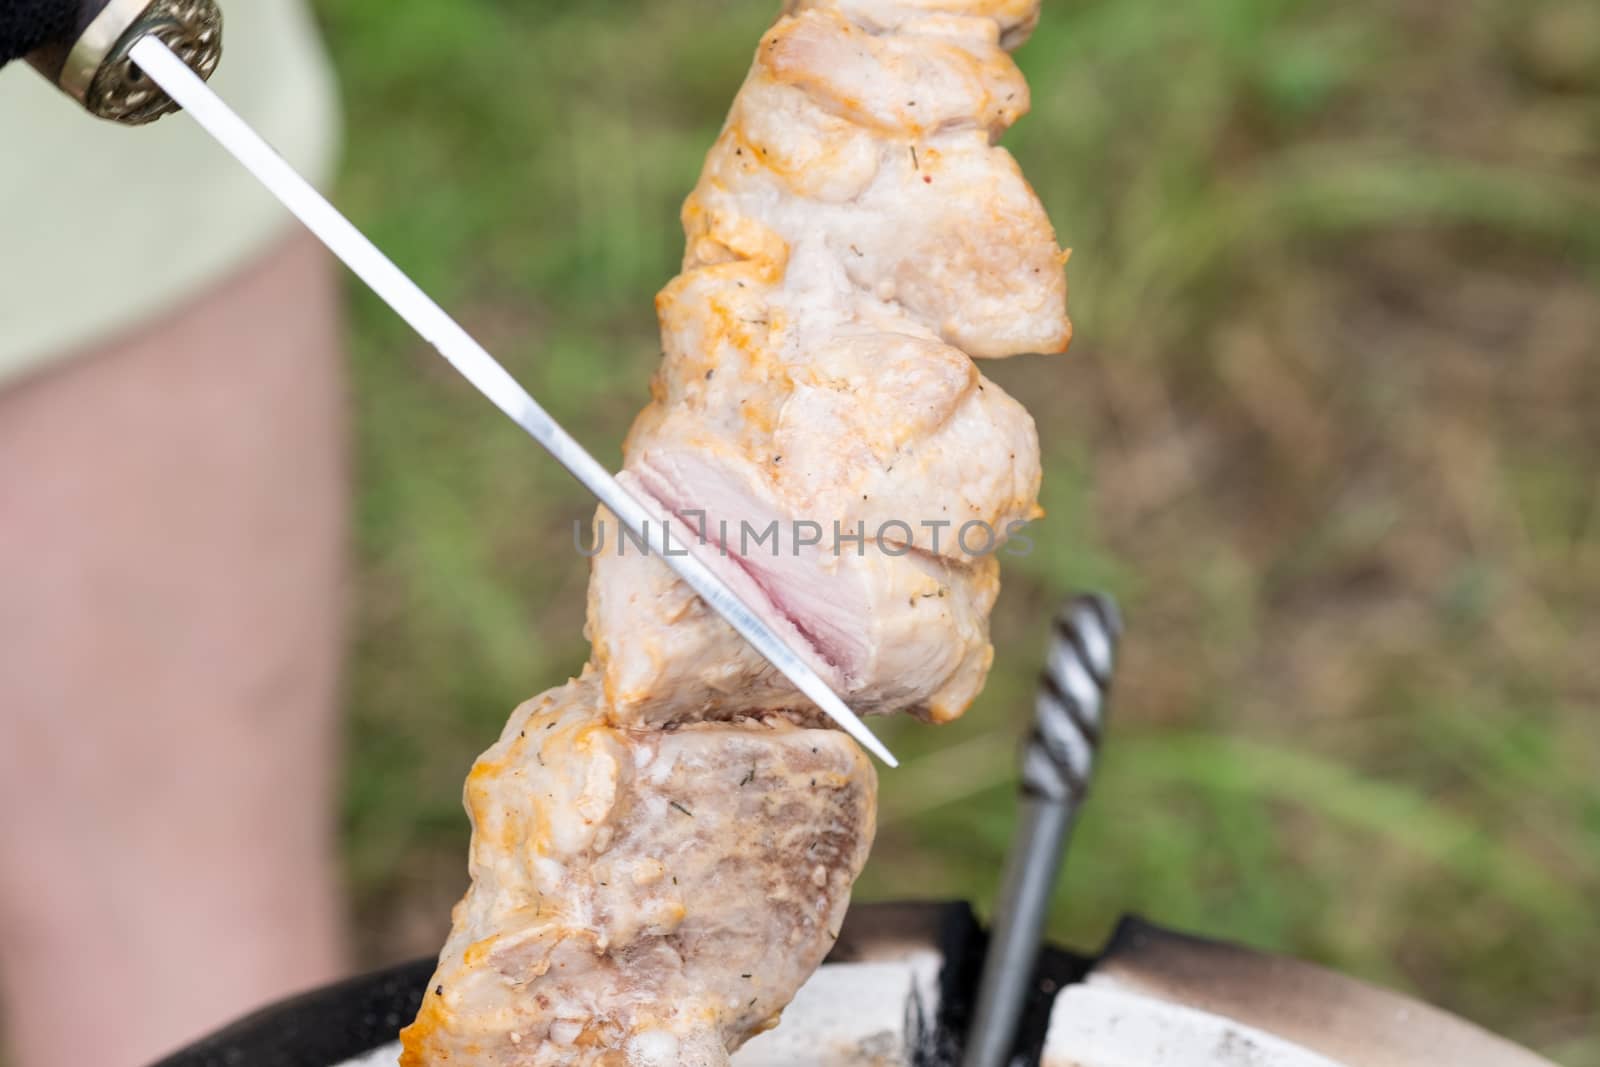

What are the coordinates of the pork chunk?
(400, 677, 876, 1067)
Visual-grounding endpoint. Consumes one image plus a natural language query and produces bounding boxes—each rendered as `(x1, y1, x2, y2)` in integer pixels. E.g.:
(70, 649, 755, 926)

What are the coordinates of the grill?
(149, 900, 1552, 1067)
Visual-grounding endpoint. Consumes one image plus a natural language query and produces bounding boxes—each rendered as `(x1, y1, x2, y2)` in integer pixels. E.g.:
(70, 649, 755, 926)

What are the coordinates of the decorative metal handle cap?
(29, 0, 222, 125)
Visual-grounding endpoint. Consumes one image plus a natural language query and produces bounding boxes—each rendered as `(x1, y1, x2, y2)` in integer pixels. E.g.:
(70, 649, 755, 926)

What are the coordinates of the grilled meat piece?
(401, 676, 876, 1066)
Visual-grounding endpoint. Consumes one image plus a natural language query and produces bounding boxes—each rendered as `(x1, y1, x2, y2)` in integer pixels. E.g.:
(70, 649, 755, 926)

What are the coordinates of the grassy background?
(312, 0, 1600, 1061)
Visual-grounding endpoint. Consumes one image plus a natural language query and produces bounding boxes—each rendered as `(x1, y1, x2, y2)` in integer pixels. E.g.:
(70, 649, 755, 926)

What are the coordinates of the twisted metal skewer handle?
(1022, 593, 1121, 803)
(964, 592, 1122, 1067)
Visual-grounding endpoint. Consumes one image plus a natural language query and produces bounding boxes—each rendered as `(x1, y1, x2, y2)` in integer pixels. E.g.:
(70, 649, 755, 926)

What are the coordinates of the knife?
(17, 0, 896, 767)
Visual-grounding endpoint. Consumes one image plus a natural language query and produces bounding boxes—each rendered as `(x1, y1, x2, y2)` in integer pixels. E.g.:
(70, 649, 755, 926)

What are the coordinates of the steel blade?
(129, 36, 895, 768)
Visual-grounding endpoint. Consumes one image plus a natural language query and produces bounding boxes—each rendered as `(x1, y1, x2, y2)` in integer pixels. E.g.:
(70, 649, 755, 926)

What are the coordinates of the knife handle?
(24, 0, 222, 125)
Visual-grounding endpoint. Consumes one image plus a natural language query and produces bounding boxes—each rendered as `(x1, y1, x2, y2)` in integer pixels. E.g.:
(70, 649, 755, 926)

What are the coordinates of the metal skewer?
(127, 36, 896, 768)
(963, 593, 1121, 1067)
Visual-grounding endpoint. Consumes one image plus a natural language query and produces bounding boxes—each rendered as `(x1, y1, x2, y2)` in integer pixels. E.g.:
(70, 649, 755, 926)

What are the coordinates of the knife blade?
(128, 35, 896, 768)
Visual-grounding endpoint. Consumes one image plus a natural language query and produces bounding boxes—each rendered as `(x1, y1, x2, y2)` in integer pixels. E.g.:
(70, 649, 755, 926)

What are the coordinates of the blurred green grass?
(313, 0, 1600, 1060)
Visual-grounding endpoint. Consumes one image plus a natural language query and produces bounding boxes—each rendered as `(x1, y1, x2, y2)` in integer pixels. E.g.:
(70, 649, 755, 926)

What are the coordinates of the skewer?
(963, 593, 1122, 1067)
(127, 35, 896, 768)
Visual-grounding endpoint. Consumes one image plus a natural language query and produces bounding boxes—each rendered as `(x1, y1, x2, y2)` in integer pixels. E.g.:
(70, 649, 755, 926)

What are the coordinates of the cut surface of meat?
(587, 490, 1001, 727)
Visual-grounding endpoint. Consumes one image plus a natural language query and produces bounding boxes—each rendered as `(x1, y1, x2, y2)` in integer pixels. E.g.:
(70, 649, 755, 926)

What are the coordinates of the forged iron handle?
(16, 0, 221, 125)
(964, 593, 1122, 1067)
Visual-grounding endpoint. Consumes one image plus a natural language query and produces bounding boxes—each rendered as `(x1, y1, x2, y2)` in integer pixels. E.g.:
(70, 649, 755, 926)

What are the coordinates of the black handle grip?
(10, 0, 222, 126)
(0, 0, 86, 66)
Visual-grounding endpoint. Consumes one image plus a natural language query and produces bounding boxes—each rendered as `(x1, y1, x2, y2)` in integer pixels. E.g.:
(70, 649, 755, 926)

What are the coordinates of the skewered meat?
(403, 0, 1068, 1062)
(400, 677, 874, 1066)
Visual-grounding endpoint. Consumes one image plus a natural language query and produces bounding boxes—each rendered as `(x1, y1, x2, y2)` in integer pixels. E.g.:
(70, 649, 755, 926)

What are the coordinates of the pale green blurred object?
(0, 0, 340, 386)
